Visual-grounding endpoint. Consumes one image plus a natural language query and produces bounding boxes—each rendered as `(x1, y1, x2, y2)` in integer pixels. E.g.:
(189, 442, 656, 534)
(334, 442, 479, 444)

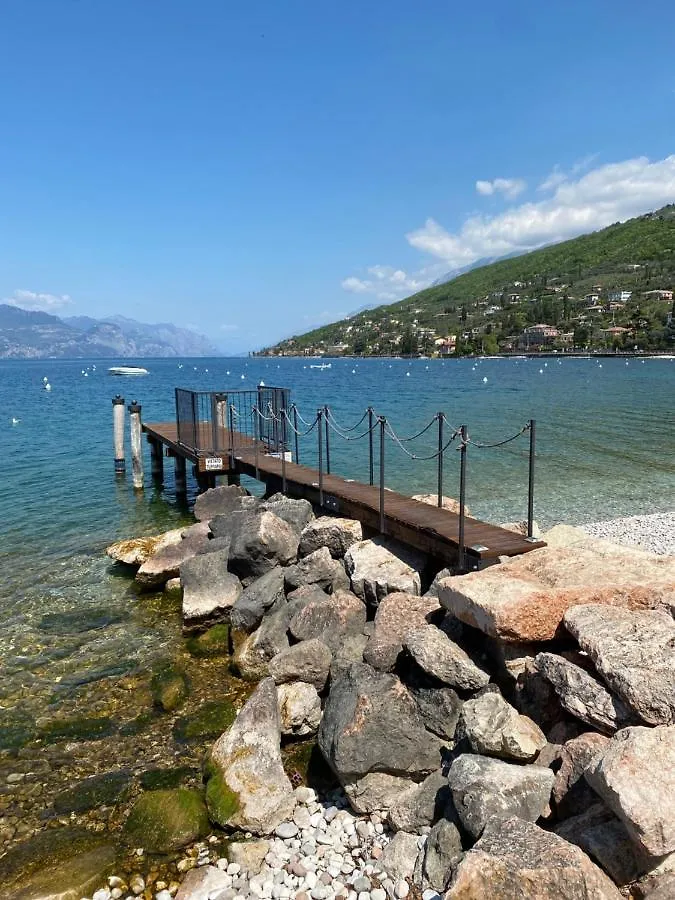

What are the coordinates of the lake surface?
(0, 354, 673, 748)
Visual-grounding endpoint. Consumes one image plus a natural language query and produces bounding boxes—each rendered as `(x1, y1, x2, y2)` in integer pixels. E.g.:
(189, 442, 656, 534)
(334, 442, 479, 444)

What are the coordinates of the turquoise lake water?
(0, 355, 673, 727)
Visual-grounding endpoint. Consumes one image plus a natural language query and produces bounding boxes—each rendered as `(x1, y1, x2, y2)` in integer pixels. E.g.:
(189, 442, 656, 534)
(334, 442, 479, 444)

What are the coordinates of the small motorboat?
(108, 366, 149, 376)
(309, 363, 332, 370)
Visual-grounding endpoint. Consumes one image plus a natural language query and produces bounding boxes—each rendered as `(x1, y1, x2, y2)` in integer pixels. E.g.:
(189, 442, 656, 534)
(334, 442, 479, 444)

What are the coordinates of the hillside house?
(517, 324, 560, 349)
(644, 289, 673, 301)
(584, 293, 601, 306)
(608, 290, 632, 303)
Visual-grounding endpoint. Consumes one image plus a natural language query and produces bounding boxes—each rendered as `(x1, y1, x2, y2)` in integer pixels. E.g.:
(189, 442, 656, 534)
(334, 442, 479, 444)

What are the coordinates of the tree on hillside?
(401, 326, 418, 357)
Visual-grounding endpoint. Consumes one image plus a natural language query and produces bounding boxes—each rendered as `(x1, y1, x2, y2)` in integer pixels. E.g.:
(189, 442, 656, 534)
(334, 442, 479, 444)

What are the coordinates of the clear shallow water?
(0, 355, 673, 727)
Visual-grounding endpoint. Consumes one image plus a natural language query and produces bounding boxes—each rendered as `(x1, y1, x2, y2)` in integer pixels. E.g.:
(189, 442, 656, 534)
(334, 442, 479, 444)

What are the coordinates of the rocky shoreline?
(2, 487, 674, 900)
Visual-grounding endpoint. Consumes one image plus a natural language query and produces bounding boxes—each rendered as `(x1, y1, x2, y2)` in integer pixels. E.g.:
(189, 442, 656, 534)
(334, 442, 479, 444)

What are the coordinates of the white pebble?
(276, 822, 299, 839)
(156, 893, 173, 900)
(371, 891, 387, 900)
(394, 881, 409, 899)
(227, 863, 241, 876)
(93, 890, 111, 900)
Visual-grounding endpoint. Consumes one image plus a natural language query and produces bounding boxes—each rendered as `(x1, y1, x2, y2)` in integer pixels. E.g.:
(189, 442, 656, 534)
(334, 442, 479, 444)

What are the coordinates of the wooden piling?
(149, 437, 164, 482)
(128, 400, 144, 490)
(174, 455, 187, 496)
(112, 395, 125, 474)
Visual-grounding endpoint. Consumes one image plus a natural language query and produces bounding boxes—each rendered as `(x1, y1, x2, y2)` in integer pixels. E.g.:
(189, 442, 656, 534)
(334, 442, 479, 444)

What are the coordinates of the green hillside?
(259, 205, 675, 355)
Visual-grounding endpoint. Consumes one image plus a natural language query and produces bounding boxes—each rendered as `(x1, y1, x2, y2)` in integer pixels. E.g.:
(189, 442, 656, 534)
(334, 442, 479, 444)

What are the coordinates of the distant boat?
(108, 366, 149, 376)
(309, 363, 332, 370)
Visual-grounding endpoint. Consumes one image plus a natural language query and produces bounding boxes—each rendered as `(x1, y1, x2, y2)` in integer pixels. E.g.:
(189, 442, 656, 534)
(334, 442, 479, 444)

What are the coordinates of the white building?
(608, 290, 632, 303)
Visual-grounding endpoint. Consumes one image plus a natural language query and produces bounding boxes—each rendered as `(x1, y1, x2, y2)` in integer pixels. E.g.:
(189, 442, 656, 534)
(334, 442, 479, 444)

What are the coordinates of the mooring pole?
(379, 416, 386, 534)
(293, 405, 300, 464)
(281, 407, 288, 494)
(324, 406, 331, 475)
(213, 393, 227, 451)
(317, 408, 324, 508)
(458, 424, 467, 572)
(174, 455, 187, 496)
(228, 403, 235, 470)
(368, 407, 374, 486)
(527, 419, 536, 539)
(128, 400, 144, 490)
(254, 406, 260, 482)
(149, 438, 164, 483)
(112, 395, 125, 474)
(437, 412, 444, 507)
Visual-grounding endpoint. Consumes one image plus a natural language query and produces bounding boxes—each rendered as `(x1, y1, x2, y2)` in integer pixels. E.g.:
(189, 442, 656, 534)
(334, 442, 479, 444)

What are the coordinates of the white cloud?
(220, 323, 240, 331)
(476, 177, 526, 199)
(341, 266, 428, 302)
(538, 154, 600, 192)
(4, 289, 73, 312)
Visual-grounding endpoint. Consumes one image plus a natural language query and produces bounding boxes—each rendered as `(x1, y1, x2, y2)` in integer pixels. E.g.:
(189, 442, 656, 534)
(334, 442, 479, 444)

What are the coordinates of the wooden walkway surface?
(143, 421, 545, 565)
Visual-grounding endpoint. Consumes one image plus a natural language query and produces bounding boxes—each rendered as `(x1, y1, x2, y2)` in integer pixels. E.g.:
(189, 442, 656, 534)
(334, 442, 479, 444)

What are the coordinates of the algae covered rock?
(53, 770, 134, 814)
(186, 623, 231, 657)
(151, 666, 189, 712)
(123, 788, 210, 853)
(172, 699, 237, 743)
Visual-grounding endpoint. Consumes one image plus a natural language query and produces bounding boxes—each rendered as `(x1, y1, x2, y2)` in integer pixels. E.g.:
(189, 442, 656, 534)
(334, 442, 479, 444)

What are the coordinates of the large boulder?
(345, 538, 424, 605)
(299, 516, 363, 559)
(283, 546, 350, 594)
(232, 602, 291, 681)
(268, 639, 332, 691)
(419, 818, 464, 892)
(460, 692, 546, 761)
(378, 831, 421, 883)
(277, 682, 322, 737)
(446, 815, 623, 899)
(585, 725, 675, 857)
(288, 589, 367, 651)
(343, 772, 415, 815)
(180, 549, 242, 631)
(438, 543, 675, 643)
(230, 567, 286, 633)
(552, 732, 611, 818)
(106, 527, 184, 567)
(407, 681, 463, 741)
(135, 528, 213, 590)
(318, 662, 443, 784)
(123, 789, 209, 853)
(206, 678, 295, 834)
(364, 592, 440, 672)
(564, 605, 675, 726)
(447, 753, 554, 839)
(259, 494, 314, 532)
(404, 625, 490, 691)
(228, 511, 301, 581)
(194, 483, 251, 522)
(387, 770, 451, 833)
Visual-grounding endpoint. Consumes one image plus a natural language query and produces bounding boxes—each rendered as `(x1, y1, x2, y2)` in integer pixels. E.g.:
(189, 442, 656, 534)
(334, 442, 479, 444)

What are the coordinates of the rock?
(412, 494, 470, 516)
(407, 683, 462, 741)
(172, 700, 236, 743)
(446, 815, 622, 899)
(404, 625, 490, 691)
(299, 516, 363, 559)
(230, 567, 286, 633)
(181, 549, 242, 630)
(424, 569, 454, 598)
(499, 520, 542, 538)
(226, 839, 270, 875)
(123, 789, 209, 853)
(585, 725, 675, 856)
(388, 771, 451, 833)
(106, 528, 184, 567)
(337, 631, 370, 663)
(52, 770, 133, 814)
(284, 547, 350, 594)
(364, 593, 440, 672)
(165, 576, 182, 599)
(420, 818, 464, 892)
(634, 872, 675, 899)
(343, 772, 416, 815)
(564, 605, 675, 726)
(379, 831, 420, 883)
(447, 753, 554, 838)
(318, 662, 443, 783)
(185, 623, 231, 657)
(268, 639, 332, 691)
(232, 602, 291, 681)
(135, 528, 213, 590)
(438, 542, 675, 643)
(345, 539, 424, 605)
(460, 692, 546, 761)
(175, 865, 231, 900)
(151, 667, 189, 712)
(535, 651, 634, 733)
(194, 484, 250, 522)
(289, 590, 367, 651)
(228, 511, 301, 580)
(552, 732, 610, 818)
(277, 682, 322, 737)
(260, 494, 314, 532)
(207, 678, 295, 834)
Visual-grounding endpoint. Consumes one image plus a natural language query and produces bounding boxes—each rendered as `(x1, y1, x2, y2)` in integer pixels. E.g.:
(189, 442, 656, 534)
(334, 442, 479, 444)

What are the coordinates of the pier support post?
(458, 425, 467, 573)
(527, 419, 536, 540)
(174, 455, 187, 496)
(149, 438, 164, 483)
(379, 416, 386, 534)
(112, 395, 125, 474)
(437, 412, 444, 507)
(128, 401, 144, 490)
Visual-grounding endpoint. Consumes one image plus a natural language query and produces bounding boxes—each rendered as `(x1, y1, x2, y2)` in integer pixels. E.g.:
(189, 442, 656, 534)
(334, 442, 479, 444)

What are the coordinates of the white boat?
(108, 366, 149, 376)
(309, 363, 332, 370)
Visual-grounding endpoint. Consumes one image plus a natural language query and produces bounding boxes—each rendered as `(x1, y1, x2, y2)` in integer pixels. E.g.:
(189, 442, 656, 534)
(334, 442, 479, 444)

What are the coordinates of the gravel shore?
(581, 511, 675, 556)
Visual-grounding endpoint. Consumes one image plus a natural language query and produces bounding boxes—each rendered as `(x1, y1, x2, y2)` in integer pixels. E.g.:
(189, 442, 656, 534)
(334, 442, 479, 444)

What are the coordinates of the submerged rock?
(172, 699, 237, 743)
(299, 516, 363, 559)
(151, 665, 189, 711)
(123, 788, 209, 853)
(345, 538, 424, 605)
(185, 622, 231, 657)
(52, 770, 133, 814)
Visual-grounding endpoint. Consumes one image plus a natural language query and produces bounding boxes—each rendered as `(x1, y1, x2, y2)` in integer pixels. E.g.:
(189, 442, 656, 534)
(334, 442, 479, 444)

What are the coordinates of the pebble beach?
(581, 511, 675, 556)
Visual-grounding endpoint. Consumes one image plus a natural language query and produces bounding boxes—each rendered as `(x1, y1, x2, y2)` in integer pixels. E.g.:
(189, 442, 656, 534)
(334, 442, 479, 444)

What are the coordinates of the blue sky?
(1, 1, 675, 351)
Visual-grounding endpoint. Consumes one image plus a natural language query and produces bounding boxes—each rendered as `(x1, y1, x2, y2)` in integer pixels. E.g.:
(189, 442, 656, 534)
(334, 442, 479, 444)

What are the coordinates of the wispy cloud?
(220, 323, 240, 332)
(476, 177, 526, 199)
(4, 289, 73, 312)
(341, 265, 430, 302)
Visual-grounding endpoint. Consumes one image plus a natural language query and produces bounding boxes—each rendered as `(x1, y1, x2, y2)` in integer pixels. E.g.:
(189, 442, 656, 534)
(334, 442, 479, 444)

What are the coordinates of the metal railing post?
(379, 416, 386, 534)
(254, 407, 260, 482)
(281, 407, 287, 494)
(293, 405, 300, 464)
(324, 405, 331, 475)
(527, 419, 536, 539)
(228, 403, 236, 471)
(437, 412, 444, 507)
(317, 409, 324, 507)
(368, 407, 374, 486)
(458, 424, 467, 572)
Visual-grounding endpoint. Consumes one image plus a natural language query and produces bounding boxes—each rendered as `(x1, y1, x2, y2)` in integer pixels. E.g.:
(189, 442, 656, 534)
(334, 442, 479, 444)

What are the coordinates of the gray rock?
(407, 683, 462, 741)
(552, 732, 610, 818)
(175, 865, 231, 900)
(388, 771, 451, 833)
(535, 651, 634, 733)
(420, 819, 464, 892)
(228, 510, 301, 581)
(447, 753, 554, 838)
(460, 692, 547, 761)
(180, 549, 242, 630)
(446, 815, 622, 899)
(194, 484, 251, 522)
(284, 546, 350, 594)
(260, 494, 314, 532)
(585, 724, 675, 857)
(277, 682, 322, 737)
(210, 508, 255, 541)
(268, 639, 332, 691)
(364, 593, 441, 673)
(343, 772, 415, 815)
(289, 589, 367, 651)
(345, 538, 424, 605)
(232, 602, 291, 681)
(379, 831, 421, 883)
(564, 605, 675, 726)
(207, 678, 295, 834)
(230, 567, 286, 633)
(224, 839, 270, 875)
(318, 662, 443, 782)
(106, 528, 184, 567)
(404, 625, 490, 691)
(135, 528, 212, 590)
(335, 631, 370, 664)
(299, 516, 363, 559)
(423, 568, 453, 599)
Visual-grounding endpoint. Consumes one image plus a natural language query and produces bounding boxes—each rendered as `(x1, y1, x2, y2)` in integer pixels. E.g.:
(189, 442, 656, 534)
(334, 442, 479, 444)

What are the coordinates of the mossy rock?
(118, 709, 161, 737)
(282, 740, 337, 792)
(37, 715, 116, 743)
(205, 771, 240, 826)
(151, 667, 189, 712)
(140, 765, 199, 791)
(53, 770, 134, 814)
(0, 723, 35, 751)
(172, 700, 237, 743)
(38, 606, 129, 634)
(0, 827, 112, 889)
(186, 623, 231, 658)
(123, 789, 209, 853)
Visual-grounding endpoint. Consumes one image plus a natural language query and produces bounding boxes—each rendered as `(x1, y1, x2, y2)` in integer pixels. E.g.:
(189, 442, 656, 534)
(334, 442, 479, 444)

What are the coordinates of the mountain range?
(0, 306, 221, 358)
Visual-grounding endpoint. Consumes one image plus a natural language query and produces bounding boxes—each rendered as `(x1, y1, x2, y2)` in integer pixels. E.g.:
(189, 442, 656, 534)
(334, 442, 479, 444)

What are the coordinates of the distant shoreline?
(253, 350, 675, 360)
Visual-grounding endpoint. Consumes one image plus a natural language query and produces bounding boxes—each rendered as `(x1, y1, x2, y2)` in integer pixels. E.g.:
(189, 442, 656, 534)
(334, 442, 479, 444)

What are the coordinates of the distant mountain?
(0, 306, 221, 358)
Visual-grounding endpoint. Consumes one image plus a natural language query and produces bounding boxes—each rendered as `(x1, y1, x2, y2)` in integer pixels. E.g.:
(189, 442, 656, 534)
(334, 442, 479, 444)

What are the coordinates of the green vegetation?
(186, 623, 231, 657)
(259, 205, 675, 356)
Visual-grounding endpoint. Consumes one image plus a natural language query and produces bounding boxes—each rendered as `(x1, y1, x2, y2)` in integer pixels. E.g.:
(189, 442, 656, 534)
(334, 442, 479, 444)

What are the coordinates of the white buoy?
(226, 370, 230, 375)
(482, 376, 488, 383)
(42, 376, 48, 383)
(45, 382, 52, 391)
(352, 369, 356, 374)
(539, 368, 544, 374)
(83, 372, 88, 377)
(205, 368, 208, 373)
(11, 417, 19, 426)
(599, 364, 603, 368)
(406, 371, 410, 377)
(241, 374, 245, 380)
(544, 363, 548, 367)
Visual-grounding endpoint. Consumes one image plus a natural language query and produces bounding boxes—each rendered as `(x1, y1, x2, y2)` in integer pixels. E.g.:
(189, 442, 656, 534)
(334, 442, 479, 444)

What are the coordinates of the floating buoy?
(539, 368, 544, 374)
(11, 417, 19, 426)
(226, 370, 230, 375)
(45, 382, 51, 391)
(352, 369, 356, 374)
(240, 374, 245, 380)
(406, 372, 410, 377)
(482, 376, 488, 383)
(42, 376, 48, 383)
